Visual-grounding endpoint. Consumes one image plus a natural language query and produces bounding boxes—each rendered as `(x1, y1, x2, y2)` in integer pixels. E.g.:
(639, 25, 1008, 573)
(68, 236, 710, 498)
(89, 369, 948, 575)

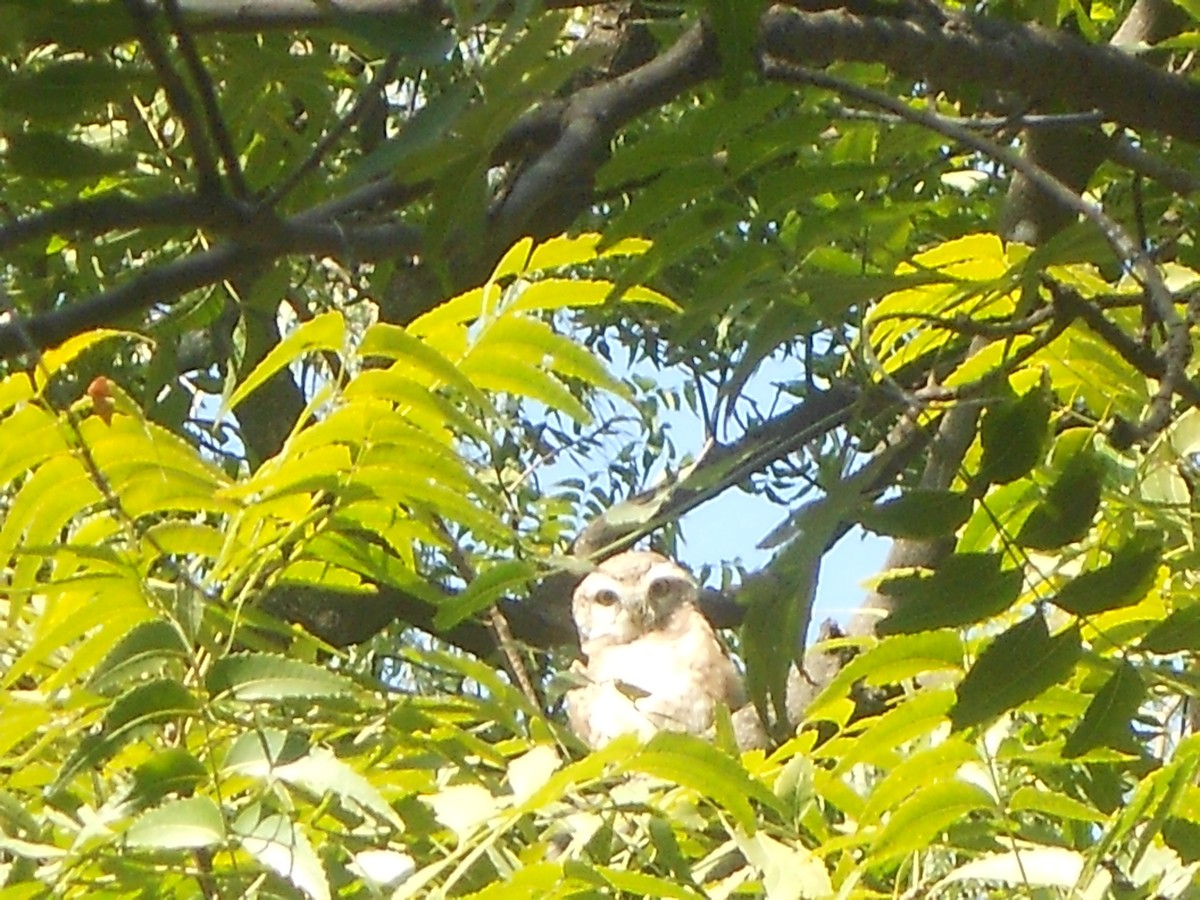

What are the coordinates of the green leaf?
(224, 730, 404, 830)
(978, 382, 1052, 485)
(857, 489, 973, 540)
(625, 732, 780, 832)
(489, 236, 534, 282)
(125, 796, 225, 850)
(6, 131, 132, 180)
(227, 311, 345, 411)
(876, 553, 1022, 635)
(57, 679, 198, 788)
(89, 619, 190, 694)
(743, 496, 843, 725)
(433, 558, 540, 630)
(1063, 660, 1145, 758)
(732, 830, 834, 898)
(706, 0, 759, 94)
(873, 779, 995, 860)
(806, 631, 964, 721)
(1052, 530, 1163, 616)
(950, 614, 1080, 730)
(831, 688, 955, 775)
(1008, 785, 1106, 822)
(38, 329, 140, 390)
(1016, 451, 1106, 550)
(206, 654, 357, 701)
(592, 865, 707, 900)
(462, 355, 592, 422)
(345, 82, 472, 186)
(130, 748, 208, 808)
(1163, 816, 1200, 864)
(1139, 603, 1200, 654)
(358, 322, 494, 412)
(0, 59, 149, 123)
(482, 315, 629, 397)
(334, 10, 455, 65)
(525, 233, 651, 273)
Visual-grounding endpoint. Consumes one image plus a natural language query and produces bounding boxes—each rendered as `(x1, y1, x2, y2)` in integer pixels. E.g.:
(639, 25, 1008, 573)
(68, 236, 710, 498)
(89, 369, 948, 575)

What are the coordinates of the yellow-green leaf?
(227, 311, 345, 411)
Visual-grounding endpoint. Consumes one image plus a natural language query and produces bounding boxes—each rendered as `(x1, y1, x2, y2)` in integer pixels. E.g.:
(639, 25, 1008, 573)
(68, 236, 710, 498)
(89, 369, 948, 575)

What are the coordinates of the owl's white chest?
(576, 620, 733, 740)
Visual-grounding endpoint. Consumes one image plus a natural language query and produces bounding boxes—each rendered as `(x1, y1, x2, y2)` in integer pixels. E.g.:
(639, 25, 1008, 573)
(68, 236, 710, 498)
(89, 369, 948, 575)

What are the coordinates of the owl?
(565, 550, 747, 748)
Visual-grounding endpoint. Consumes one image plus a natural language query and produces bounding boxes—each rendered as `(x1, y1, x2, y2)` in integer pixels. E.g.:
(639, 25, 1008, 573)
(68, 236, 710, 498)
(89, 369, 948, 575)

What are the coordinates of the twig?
(434, 520, 540, 708)
(265, 54, 403, 209)
(162, 0, 250, 199)
(828, 103, 1104, 131)
(1107, 134, 1200, 196)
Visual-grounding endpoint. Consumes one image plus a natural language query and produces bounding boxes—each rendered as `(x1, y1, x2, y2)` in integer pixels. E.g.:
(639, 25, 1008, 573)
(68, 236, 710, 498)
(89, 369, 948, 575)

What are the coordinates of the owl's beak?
(631, 594, 658, 630)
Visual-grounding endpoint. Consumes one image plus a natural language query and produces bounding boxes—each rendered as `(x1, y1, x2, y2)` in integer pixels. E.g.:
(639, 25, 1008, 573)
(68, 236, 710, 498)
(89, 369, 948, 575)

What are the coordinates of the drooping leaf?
(1139, 602, 1200, 654)
(806, 630, 965, 721)
(1008, 785, 1106, 822)
(857, 489, 974, 540)
(359, 322, 494, 412)
(1163, 816, 1200, 864)
(1016, 450, 1106, 550)
(88, 619, 190, 694)
(225, 730, 404, 830)
(977, 382, 1052, 486)
(872, 779, 996, 860)
(463, 355, 592, 422)
(57, 678, 198, 788)
(1052, 530, 1163, 616)
(6, 131, 132, 180)
(1063, 660, 1145, 758)
(743, 495, 844, 726)
(876, 553, 1021, 635)
(233, 808, 330, 900)
(129, 748, 208, 808)
(950, 614, 1080, 730)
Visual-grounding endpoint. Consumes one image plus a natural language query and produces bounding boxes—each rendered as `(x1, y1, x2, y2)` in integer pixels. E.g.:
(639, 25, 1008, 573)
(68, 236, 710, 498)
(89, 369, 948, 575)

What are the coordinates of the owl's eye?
(646, 578, 675, 601)
(594, 588, 621, 606)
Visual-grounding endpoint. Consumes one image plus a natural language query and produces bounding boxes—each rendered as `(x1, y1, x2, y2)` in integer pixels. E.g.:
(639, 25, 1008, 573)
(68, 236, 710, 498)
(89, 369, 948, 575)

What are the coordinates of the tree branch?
(760, 3, 1200, 145)
(0, 217, 422, 361)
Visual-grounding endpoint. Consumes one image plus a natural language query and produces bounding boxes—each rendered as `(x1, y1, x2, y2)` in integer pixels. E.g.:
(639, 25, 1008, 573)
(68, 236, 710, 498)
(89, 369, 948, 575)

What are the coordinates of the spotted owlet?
(565, 550, 747, 748)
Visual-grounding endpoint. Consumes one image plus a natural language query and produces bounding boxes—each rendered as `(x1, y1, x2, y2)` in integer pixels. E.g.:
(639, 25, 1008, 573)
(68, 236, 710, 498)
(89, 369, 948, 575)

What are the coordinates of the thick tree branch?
(760, 3, 1200, 145)
(489, 22, 720, 250)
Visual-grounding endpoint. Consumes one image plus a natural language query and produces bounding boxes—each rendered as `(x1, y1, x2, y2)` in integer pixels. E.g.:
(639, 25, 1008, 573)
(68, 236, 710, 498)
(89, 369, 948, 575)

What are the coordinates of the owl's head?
(571, 550, 698, 647)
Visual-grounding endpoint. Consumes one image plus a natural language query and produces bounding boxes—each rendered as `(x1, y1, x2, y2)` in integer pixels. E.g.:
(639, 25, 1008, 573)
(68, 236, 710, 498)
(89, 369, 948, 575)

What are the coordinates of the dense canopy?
(3, 0, 1200, 896)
